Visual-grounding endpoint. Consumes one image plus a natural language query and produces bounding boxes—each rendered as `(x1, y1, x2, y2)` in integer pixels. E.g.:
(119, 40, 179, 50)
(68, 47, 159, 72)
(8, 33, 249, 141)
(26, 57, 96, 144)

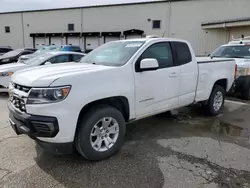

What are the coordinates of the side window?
(72, 54, 84, 62)
(0, 48, 11, 53)
(172, 42, 192, 65)
(140, 42, 173, 69)
(53, 55, 70, 63)
(46, 57, 55, 64)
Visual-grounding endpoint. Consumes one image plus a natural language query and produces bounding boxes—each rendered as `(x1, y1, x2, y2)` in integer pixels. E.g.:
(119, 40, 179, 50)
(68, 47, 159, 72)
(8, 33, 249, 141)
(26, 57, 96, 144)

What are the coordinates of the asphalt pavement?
(0, 95, 250, 188)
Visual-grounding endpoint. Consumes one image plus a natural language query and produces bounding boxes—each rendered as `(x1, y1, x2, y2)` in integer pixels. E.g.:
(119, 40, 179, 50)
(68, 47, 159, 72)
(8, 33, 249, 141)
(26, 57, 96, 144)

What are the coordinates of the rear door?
(171, 42, 198, 106)
(134, 42, 181, 117)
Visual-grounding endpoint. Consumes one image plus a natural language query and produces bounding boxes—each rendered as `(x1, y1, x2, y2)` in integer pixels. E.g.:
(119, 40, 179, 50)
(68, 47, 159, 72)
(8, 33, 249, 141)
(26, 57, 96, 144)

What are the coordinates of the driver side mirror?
(138, 58, 159, 72)
(44, 61, 51, 65)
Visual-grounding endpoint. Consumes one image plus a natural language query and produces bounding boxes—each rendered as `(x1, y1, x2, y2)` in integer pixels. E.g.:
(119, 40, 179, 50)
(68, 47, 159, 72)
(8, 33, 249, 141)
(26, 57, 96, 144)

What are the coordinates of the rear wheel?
(205, 85, 225, 116)
(75, 105, 126, 161)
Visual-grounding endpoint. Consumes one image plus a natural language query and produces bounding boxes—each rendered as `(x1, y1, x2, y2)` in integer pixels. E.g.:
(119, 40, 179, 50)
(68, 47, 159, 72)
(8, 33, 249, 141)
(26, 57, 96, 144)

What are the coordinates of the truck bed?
(195, 57, 235, 102)
(196, 57, 234, 64)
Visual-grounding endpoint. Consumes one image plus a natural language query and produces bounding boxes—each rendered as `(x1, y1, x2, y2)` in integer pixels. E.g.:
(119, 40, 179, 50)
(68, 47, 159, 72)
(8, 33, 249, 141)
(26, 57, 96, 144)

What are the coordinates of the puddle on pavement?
(210, 120, 250, 141)
(172, 110, 250, 141)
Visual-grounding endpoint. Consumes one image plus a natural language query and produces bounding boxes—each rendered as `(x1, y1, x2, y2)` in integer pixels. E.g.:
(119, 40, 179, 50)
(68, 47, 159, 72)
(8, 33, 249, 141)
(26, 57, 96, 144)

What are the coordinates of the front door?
(134, 42, 181, 118)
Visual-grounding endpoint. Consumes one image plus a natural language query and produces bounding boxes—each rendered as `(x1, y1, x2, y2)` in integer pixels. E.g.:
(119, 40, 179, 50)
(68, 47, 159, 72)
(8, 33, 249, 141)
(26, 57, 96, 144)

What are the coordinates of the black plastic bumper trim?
(234, 75, 250, 93)
(8, 102, 59, 138)
(35, 140, 73, 154)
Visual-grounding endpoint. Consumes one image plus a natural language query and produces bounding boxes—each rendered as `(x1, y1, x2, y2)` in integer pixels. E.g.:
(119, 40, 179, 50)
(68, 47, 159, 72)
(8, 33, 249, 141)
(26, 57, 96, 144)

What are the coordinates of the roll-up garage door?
(51, 37, 62, 46)
(35, 38, 46, 48)
(86, 37, 99, 49)
(105, 36, 120, 43)
(68, 37, 80, 46)
(126, 35, 142, 39)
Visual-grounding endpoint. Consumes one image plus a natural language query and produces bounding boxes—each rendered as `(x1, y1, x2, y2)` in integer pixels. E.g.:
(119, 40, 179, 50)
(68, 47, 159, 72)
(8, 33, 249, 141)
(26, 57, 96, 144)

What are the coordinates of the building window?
(68, 24, 74, 31)
(152, 20, 161, 29)
(5, 26, 10, 33)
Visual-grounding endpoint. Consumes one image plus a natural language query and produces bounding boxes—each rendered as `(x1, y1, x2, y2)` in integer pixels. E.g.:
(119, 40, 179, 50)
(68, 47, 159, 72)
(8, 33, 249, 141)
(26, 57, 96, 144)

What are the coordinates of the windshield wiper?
(227, 56, 244, 59)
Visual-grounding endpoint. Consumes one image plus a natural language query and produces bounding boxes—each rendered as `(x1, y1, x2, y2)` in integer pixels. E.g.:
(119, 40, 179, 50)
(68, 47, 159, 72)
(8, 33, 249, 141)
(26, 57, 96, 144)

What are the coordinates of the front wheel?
(75, 105, 126, 161)
(205, 85, 225, 116)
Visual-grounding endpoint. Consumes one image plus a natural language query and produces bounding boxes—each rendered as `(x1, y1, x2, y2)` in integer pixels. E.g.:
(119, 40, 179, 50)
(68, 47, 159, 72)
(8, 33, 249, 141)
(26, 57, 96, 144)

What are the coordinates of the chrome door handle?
(169, 72, 178, 77)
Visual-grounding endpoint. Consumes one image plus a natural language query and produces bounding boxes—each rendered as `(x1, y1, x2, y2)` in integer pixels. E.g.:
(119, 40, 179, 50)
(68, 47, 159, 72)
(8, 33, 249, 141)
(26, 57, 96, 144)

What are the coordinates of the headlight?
(1, 58, 10, 63)
(27, 86, 71, 104)
(0, 72, 14, 77)
(236, 67, 249, 77)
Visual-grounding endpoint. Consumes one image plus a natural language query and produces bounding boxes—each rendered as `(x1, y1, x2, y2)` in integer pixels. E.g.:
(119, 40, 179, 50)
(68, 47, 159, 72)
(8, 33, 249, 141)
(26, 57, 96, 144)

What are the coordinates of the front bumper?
(8, 102, 73, 154)
(234, 75, 250, 93)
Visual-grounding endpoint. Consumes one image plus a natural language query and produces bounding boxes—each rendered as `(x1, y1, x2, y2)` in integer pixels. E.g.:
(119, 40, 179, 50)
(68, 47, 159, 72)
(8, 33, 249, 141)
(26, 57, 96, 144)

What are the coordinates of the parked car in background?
(82, 49, 93, 54)
(8, 37, 235, 161)
(0, 46, 13, 56)
(0, 51, 84, 92)
(210, 36, 250, 99)
(18, 45, 59, 63)
(24, 48, 37, 52)
(60, 45, 82, 52)
(0, 49, 34, 65)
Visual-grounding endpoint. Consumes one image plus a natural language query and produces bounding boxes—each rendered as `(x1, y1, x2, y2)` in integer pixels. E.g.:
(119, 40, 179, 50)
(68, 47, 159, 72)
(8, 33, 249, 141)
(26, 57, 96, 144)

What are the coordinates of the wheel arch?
(76, 96, 130, 126)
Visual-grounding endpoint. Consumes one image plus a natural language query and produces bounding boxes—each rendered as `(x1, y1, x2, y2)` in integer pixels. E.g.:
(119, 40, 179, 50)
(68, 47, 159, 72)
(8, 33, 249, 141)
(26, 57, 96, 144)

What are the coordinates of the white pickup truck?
(210, 37, 250, 99)
(8, 37, 236, 161)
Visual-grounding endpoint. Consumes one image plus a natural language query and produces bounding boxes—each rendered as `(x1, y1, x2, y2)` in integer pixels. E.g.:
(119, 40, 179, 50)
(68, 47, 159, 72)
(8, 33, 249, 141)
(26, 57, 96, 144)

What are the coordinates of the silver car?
(0, 51, 85, 92)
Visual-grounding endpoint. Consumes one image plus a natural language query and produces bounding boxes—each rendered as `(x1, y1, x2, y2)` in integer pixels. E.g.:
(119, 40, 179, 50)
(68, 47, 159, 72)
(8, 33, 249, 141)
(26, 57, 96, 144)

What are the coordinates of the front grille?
(9, 95, 26, 112)
(12, 82, 31, 93)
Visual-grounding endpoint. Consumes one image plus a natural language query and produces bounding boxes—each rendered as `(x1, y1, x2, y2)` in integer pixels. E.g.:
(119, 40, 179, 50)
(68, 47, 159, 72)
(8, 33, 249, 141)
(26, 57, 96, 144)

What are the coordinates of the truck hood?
(0, 63, 27, 72)
(12, 63, 114, 87)
(233, 58, 250, 68)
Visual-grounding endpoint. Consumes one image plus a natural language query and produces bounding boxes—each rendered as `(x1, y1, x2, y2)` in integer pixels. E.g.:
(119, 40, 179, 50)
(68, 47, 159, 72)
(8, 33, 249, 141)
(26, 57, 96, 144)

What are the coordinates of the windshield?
(210, 45, 250, 59)
(2, 49, 22, 57)
(80, 41, 145, 66)
(23, 53, 52, 65)
(34, 46, 59, 55)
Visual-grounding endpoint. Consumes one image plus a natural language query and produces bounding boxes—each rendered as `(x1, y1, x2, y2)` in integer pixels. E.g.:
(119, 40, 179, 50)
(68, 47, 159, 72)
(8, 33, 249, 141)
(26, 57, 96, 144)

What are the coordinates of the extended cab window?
(172, 42, 192, 65)
(140, 42, 173, 68)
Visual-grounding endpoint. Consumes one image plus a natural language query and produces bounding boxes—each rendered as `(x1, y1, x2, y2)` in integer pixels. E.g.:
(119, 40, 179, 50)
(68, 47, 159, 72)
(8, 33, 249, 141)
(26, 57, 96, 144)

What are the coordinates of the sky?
(0, 0, 162, 12)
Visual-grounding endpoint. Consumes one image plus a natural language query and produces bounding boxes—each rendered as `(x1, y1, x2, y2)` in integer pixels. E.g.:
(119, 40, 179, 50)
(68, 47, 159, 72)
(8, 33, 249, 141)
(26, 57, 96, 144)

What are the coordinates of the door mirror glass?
(139, 58, 159, 71)
(44, 61, 51, 65)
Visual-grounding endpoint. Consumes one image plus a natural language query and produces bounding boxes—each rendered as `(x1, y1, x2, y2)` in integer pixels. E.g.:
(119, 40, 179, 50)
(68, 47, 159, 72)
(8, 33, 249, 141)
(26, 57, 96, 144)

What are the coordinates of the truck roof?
(117, 37, 189, 43)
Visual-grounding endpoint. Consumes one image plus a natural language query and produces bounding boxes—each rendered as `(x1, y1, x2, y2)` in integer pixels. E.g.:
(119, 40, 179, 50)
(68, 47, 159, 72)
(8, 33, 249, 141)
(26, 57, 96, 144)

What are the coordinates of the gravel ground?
(0, 95, 250, 188)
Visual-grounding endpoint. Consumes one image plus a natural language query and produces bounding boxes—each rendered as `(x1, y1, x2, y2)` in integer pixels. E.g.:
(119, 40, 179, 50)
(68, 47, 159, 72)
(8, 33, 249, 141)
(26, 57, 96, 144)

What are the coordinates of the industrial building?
(0, 0, 250, 55)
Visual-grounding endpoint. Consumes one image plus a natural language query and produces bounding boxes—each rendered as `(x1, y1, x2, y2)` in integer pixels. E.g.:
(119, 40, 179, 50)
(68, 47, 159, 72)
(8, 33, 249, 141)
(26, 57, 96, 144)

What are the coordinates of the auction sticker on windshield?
(125, 43, 143, 48)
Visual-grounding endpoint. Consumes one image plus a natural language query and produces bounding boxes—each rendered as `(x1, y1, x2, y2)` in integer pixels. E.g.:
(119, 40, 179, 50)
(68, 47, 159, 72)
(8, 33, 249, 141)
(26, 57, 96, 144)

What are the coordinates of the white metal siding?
(1, 0, 250, 54)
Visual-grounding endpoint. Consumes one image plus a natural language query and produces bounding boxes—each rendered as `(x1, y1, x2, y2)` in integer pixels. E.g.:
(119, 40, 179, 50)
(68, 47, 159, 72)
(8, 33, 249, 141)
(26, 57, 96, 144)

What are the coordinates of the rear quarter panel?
(195, 58, 235, 102)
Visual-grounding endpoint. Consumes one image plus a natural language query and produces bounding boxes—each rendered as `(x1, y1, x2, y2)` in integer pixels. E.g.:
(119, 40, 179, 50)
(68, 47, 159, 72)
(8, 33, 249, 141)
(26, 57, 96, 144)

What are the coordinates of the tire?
(205, 85, 225, 116)
(241, 84, 250, 100)
(75, 105, 126, 161)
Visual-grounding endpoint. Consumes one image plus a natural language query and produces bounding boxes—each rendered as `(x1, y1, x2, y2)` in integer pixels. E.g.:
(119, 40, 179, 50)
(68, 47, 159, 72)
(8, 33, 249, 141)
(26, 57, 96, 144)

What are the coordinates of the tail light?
(234, 64, 237, 79)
